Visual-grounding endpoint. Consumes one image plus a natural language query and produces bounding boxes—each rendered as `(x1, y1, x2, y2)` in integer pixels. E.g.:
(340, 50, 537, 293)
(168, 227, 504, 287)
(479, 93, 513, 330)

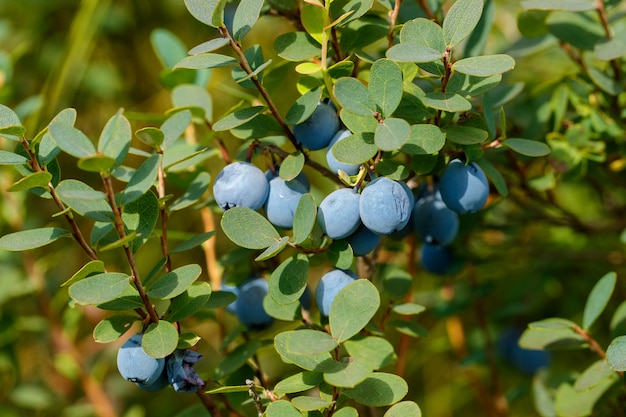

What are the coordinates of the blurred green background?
(1, 1, 626, 416)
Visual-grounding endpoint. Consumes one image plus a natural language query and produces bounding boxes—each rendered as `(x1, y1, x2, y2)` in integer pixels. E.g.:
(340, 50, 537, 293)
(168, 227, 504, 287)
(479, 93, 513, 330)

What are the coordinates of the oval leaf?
(369, 59, 403, 117)
(221, 206, 280, 249)
(384, 401, 423, 417)
(292, 193, 317, 245)
(334, 77, 377, 116)
(606, 336, 626, 371)
(212, 106, 266, 131)
(375, 118, 410, 151)
(68, 272, 130, 305)
(93, 315, 138, 343)
(143, 320, 179, 358)
(166, 282, 212, 322)
(119, 154, 161, 206)
(174, 53, 237, 70)
(452, 54, 515, 76)
(269, 254, 309, 305)
(148, 264, 203, 300)
(0, 227, 70, 251)
(330, 279, 380, 343)
(48, 123, 96, 159)
(442, 0, 484, 48)
(583, 272, 617, 330)
(343, 372, 408, 406)
(8, 171, 52, 192)
(502, 138, 551, 157)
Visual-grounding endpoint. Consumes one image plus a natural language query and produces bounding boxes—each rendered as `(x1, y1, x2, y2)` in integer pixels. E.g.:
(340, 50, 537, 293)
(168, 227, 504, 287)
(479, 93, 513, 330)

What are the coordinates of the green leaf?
(97, 286, 144, 311)
(232, 0, 264, 40)
(369, 59, 403, 118)
(93, 315, 138, 343)
(595, 37, 626, 61)
(254, 236, 290, 261)
(402, 124, 445, 155)
(343, 372, 408, 406)
(323, 356, 373, 388)
(160, 109, 191, 147)
(447, 73, 502, 98)
(343, 336, 397, 370)
(327, 240, 354, 270)
(135, 127, 164, 149)
(521, 0, 596, 11)
(388, 320, 429, 338)
(386, 44, 442, 63)
(119, 154, 161, 206)
(171, 87, 211, 124)
(214, 340, 262, 379)
(301, 2, 325, 44)
(123, 191, 159, 252)
(221, 206, 281, 249)
(274, 330, 337, 371)
(274, 31, 321, 61)
(545, 11, 604, 51)
(0, 150, 28, 165)
(285, 88, 323, 125)
(375, 118, 410, 151)
(443, 125, 488, 145)
(340, 110, 378, 135)
(148, 264, 202, 300)
(151, 28, 188, 69)
(331, 133, 378, 164)
(452, 55, 515, 76)
(291, 396, 334, 412)
(68, 272, 130, 305)
(528, 318, 577, 330)
(269, 254, 309, 305)
(8, 171, 52, 192)
(519, 324, 587, 350)
(464, 0, 495, 57)
(48, 123, 96, 159)
(205, 290, 237, 309)
(442, 0, 484, 48)
(0, 104, 24, 141)
(606, 336, 626, 371)
(188, 37, 230, 55)
(334, 407, 359, 417)
(265, 400, 304, 417)
(574, 360, 613, 391)
(334, 77, 377, 116)
(330, 0, 374, 26)
(422, 92, 472, 112)
(143, 320, 179, 358)
(174, 53, 237, 70)
(98, 111, 131, 168)
(392, 303, 426, 315)
(169, 171, 211, 212)
(61, 260, 105, 287)
(183, 0, 226, 27)
(263, 294, 303, 321)
(330, 279, 380, 343)
(77, 155, 117, 173)
(55, 179, 113, 222)
(0, 227, 71, 251)
(177, 332, 201, 349)
(213, 106, 266, 131)
(170, 230, 215, 253)
(384, 401, 422, 417)
(554, 377, 618, 417)
(400, 18, 445, 52)
(166, 282, 212, 322)
(502, 138, 551, 157)
(280, 152, 305, 181)
(273, 371, 324, 396)
(583, 271, 617, 330)
(292, 194, 317, 245)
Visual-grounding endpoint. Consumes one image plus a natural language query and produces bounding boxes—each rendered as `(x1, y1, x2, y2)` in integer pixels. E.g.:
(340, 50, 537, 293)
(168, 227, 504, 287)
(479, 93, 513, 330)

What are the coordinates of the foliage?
(0, 0, 625, 416)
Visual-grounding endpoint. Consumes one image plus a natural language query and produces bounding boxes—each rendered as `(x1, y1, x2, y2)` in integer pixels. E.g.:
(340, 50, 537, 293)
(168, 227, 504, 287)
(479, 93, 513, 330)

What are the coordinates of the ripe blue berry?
(413, 195, 459, 245)
(359, 177, 414, 235)
(439, 159, 489, 214)
(264, 173, 308, 229)
(213, 161, 269, 211)
(117, 333, 167, 390)
(293, 101, 340, 150)
(318, 188, 361, 239)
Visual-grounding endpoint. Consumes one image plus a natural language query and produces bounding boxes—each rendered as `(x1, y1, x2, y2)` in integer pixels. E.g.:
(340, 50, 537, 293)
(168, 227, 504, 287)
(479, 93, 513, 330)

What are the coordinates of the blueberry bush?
(0, 0, 625, 416)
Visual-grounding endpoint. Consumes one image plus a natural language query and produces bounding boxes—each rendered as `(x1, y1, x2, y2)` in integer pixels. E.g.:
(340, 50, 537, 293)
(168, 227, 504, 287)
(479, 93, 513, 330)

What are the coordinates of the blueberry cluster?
(416, 159, 489, 274)
(117, 333, 203, 392)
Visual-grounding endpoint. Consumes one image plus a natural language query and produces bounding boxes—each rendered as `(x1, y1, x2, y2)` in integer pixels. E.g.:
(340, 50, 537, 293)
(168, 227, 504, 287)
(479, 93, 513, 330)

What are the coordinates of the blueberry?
(293, 101, 340, 150)
(213, 161, 269, 211)
(263, 174, 308, 229)
(439, 159, 489, 214)
(316, 269, 358, 316)
(498, 328, 550, 375)
(318, 188, 361, 239)
(117, 333, 166, 389)
(220, 280, 239, 314)
(359, 177, 414, 235)
(420, 243, 454, 275)
(413, 195, 459, 245)
(326, 129, 361, 176)
(234, 275, 273, 330)
(343, 224, 381, 256)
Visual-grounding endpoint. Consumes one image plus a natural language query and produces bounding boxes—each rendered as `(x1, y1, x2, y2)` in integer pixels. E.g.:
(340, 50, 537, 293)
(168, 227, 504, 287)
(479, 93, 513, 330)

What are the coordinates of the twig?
(388, 0, 402, 49)
(156, 150, 172, 273)
(417, 0, 438, 23)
